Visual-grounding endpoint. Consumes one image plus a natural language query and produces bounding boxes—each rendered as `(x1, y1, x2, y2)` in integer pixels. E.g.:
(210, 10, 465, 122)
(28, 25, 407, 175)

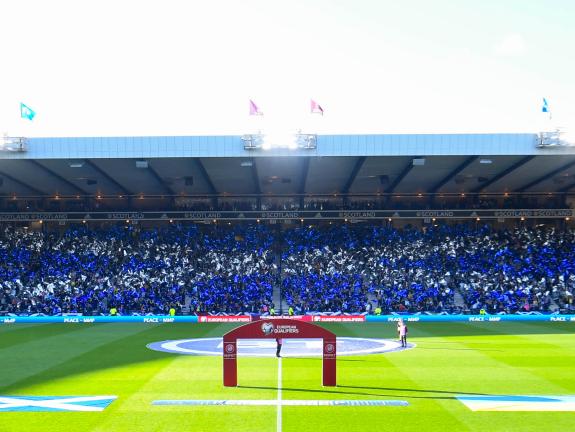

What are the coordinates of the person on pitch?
(276, 338, 283, 357)
(399, 321, 408, 348)
(397, 319, 403, 341)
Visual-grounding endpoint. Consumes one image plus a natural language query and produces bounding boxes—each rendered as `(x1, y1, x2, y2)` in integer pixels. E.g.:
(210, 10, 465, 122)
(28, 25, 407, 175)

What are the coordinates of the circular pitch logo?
(261, 322, 274, 336)
(147, 337, 415, 356)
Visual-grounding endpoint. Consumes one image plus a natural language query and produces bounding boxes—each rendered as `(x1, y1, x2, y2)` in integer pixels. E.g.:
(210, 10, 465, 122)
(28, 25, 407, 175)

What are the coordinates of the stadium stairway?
(182, 294, 192, 315)
(453, 290, 466, 309)
(272, 250, 284, 313)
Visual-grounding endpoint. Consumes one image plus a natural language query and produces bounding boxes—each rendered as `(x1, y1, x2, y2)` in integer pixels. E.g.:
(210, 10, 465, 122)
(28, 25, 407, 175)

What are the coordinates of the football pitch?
(0, 322, 573, 432)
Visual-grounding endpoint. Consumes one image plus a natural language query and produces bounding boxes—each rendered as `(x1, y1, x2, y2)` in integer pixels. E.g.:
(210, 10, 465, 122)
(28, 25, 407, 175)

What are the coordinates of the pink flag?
(249, 99, 263, 116)
(311, 99, 324, 115)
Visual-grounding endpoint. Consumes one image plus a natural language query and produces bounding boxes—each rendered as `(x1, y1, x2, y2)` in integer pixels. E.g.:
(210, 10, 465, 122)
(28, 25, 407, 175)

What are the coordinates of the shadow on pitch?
(238, 384, 491, 400)
(0, 324, 206, 393)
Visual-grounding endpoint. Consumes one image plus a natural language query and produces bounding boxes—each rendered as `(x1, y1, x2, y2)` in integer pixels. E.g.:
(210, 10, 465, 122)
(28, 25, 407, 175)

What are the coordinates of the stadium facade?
(0, 132, 574, 222)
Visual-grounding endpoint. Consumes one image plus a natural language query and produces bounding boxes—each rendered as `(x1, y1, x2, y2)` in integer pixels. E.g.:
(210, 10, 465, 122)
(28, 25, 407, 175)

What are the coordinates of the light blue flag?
(20, 103, 36, 121)
(542, 98, 549, 113)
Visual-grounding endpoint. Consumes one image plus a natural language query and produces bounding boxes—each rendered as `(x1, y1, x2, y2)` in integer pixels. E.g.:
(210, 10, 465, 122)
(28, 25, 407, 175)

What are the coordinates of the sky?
(0, 0, 574, 137)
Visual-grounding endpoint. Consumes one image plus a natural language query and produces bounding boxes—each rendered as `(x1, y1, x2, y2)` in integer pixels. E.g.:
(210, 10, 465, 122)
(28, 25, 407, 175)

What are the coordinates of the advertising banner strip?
(366, 314, 575, 322)
(1, 314, 574, 324)
(197, 316, 252, 323)
(0, 209, 572, 222)
(0, 316, 198, 324)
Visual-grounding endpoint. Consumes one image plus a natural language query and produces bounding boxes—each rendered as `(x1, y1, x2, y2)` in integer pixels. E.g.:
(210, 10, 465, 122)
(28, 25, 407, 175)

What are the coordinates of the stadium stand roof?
(1, 133, 575, 197)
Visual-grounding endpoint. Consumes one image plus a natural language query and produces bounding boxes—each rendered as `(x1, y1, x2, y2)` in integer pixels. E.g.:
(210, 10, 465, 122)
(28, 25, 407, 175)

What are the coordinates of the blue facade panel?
(2, 133, 571, 160)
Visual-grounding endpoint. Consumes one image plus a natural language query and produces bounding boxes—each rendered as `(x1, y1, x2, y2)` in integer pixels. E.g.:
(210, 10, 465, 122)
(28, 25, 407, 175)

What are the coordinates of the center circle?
(147, 337, 415, 357)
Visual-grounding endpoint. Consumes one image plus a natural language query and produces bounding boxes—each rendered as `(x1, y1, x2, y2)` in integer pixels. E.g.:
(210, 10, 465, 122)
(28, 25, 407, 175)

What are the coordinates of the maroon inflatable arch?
(222, 319, 336, 387)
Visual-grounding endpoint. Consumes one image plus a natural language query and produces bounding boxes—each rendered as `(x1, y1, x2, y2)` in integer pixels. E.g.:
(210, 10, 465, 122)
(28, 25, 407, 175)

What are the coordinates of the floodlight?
(261, 131, 298, 150)
(242, 132, 317, 150)
(538, 128, 575, 147)
(0, 136, 27, 152)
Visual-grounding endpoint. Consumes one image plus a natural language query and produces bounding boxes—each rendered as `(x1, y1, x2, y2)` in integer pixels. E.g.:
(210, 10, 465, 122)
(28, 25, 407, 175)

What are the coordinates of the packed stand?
(1, 223, 574, 316)
(0, 225, 275, 315)
(281, 224, 575, 314)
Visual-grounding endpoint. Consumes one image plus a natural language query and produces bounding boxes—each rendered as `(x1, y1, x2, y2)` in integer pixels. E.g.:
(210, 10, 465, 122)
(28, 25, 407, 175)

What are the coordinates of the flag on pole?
(311, 99, 324, 115)
(20, 103, 36, 121)
(249, 100, 263, 116)
(542, 98, 552, 119)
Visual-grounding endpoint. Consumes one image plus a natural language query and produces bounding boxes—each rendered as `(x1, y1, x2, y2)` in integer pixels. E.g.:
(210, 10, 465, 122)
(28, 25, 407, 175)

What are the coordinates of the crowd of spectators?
(281, 225, 575, 314)
(0, 223, 574, 315)
(282, 225, 457, 313)
(0, 225, 275, 315)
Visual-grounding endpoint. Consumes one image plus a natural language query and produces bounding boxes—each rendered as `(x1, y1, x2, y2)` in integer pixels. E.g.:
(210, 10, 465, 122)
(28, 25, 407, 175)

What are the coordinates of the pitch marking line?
(152, 400, 409, 406)
(277, 357, 282, 432)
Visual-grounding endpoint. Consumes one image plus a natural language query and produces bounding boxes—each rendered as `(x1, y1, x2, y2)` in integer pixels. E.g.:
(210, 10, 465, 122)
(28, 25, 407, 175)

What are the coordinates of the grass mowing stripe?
(103, 350, 277, 432)
(281, 352, 470, 431)
(0, 323, 87, 350)
(389, 324, 575, 432)
(1, 322, 573, 432)
(0, 323, 51, 334)
(452, 332, 575, 398)
(0, 327, 186, 432)
(88, 358, 182, 432)
(0, 324, 159, 392)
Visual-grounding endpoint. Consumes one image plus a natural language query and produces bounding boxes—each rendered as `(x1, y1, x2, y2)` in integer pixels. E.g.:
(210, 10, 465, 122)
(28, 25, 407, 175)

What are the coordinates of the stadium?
(0, 131, 574, 432)
(1, 2, 575, 432)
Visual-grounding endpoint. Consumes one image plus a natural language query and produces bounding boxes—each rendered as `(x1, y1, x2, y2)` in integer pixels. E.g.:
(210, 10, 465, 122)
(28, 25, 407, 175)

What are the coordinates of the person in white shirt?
(399, 322, 408, 348)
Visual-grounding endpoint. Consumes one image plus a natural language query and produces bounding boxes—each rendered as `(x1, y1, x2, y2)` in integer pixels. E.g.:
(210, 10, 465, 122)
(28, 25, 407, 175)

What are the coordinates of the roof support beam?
(194, 158, 218, 195)
(147, 163, 175, 195)
(386, 158, 418, 194)
(428, 156, 477, 193)
(341, 156, 366, 194)
(298, 157, 311, 209)
(558, 181, 575, 193)
(194, 158, 218, 207)
(0, 169, 46, 196)
(28, 160, 89, 195)
(251, 158, 261, 195)
(250, 158, 261, 210)
(471, 156, 536, 193)
(84, 160, 132, 195)
(515, 159, 575, 192)
(299, 157, 311, 195)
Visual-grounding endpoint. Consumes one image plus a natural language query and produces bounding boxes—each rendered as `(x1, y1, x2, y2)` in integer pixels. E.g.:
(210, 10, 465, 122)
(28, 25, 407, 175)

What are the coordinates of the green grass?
(0, 322, 573, 432)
